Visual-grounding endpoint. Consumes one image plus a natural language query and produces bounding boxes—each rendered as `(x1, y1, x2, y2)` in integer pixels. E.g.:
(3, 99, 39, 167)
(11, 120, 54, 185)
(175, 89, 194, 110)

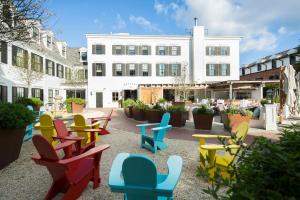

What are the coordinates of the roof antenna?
(194, 17, 198, 26)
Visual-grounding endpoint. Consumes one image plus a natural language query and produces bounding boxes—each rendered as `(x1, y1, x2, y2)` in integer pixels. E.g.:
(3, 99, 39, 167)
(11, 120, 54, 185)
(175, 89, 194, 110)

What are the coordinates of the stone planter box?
(193, 113, 214, 130)
(169, 111, 188, 127)
(132, 107, 146, 121)
(0, 128, 26, 169)
(145, 110, 164, 123)
(124, 107, 133, 118)
(71, 102, 84, 113)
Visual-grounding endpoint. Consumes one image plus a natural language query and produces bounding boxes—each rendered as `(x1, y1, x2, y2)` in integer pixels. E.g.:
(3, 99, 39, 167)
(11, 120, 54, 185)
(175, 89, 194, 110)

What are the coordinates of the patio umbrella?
(283, 65, 297, 112)
(295, 71, 300, 113)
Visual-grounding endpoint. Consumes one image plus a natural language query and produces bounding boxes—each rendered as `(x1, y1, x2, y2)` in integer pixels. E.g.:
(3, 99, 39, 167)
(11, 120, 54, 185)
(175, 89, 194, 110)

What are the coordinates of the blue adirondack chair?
(109, 153, 183, 200)
(136, 112, 172, 153)
(23, 105, 34, 142)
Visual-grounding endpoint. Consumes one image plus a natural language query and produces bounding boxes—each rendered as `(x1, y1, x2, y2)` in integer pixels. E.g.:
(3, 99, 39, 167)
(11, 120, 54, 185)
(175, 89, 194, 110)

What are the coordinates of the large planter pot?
(32, 105, 40, 112)
(72, 102, 84, 113)
(124, 107, 133, 118)
(132, 107, 146, 121)
(227, 114, 251, 132)
(0, 128, 26, 169)
(193, 113, 214, 130)
(145, 110, 164, 123)
(169, 111, 188, 127)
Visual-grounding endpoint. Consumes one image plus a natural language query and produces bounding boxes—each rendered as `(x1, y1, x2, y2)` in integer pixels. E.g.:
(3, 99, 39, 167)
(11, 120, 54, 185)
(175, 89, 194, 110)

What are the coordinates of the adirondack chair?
(136, 112, 172, 153)
(70, 114, 100, 146)
(23, 105, 34, 142)
(109, 153, 182, 200)
(32, 135, 110, 200)
(36, 114, 59, 146)
(90, 109, 113, 135)
(53, 119, 99, 156)
(192, 122, 249, 180)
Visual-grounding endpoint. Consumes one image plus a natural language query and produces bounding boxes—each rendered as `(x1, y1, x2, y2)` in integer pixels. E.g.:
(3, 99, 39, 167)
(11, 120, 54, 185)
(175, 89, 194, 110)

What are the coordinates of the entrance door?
(96, 92, 103, 108)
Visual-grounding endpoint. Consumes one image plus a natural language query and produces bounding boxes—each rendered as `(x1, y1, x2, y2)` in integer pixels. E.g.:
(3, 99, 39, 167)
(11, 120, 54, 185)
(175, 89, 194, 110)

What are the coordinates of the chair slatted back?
(32, 135, 59, 161)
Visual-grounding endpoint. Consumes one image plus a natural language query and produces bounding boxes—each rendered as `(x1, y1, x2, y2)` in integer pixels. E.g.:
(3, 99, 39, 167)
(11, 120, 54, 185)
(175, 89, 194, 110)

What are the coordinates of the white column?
(264, 104, 278, 131)
(229, 83, 233, 100)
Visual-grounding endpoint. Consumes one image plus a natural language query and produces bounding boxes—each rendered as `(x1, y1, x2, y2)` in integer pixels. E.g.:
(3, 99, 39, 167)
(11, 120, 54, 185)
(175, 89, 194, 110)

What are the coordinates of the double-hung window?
(116, 64, 122, 76)
(159, 64, 166, 76)
(128, 46, 136, 55)
(129, 64, 135, 76)
(142, 64, 149, 76)
(112, 92, 119, 101)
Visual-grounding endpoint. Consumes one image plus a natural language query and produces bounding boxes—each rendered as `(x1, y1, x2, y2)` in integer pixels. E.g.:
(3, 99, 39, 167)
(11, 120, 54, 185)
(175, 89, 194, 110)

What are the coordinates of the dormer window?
(80, 51, 87, 62)
(62, 45, 66, 57)
(32, 27, 40, 41)
(46, 35, 52, 48)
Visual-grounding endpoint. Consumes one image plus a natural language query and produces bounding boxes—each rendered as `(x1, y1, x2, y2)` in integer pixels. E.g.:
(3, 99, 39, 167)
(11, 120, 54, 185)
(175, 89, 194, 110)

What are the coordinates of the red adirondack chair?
(32, 135, 110, 200)
(91, 109, 113, 135)
(53, 119, 100, 156)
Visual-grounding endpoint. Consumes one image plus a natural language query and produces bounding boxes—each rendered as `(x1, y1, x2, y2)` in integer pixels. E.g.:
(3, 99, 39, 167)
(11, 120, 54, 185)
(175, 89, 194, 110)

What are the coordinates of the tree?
(173, 62, 191, 101)
(0, 0, 50, 43)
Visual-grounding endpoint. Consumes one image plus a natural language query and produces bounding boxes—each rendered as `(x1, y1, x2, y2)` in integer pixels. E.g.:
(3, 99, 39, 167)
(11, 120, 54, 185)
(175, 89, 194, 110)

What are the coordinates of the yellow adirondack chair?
(35, 114, 59, 146)
(192, 122, 249, 181)
(70, 114, 100, 146)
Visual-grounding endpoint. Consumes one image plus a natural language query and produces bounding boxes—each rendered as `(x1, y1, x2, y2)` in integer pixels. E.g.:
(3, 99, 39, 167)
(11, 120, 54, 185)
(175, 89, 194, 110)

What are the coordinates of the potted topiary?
(223, 108, 253, 132)
(0, 103, 35, 169)
(132, 100, 147, 121)
(65, 98, 86, 113)
(193, 104, 214, 130)
(15, 97, 34, 107)
(30, 97, 43, 111)
(123, 98, 136, 118)
(145, 103, 165, 123)
(166, 105, 188, 127)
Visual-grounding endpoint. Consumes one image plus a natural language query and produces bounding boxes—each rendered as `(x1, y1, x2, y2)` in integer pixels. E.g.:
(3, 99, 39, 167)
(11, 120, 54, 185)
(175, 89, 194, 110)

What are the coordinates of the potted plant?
(145, 103, 165, 123)
(166, 105, 188, 127)
(223, 108, 253, 132)
(30, 97, 43, 111)
(193, 104, 214, 130)
(132, 100, 147, 121)
(65, 98, 86, 113)
(123, 98, 136, 118)
(0, 103, 35, 169)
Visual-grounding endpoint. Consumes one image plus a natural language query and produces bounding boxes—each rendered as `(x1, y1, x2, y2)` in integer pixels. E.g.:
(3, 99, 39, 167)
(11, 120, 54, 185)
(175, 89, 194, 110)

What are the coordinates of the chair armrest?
(136, 123, 160, 127)
(59, 144, 110, 164)
(91, 121, 101, 127)
(157, 155, 183, 194)
(201, 144, 241, 150)
(192, 134, 231, 139)
(152, 125, 172, 132)
(52, 136, 84, 141)
(54, 140, 76, 151)
(108, 153, 130, 189)
(76, 129, 103, 133)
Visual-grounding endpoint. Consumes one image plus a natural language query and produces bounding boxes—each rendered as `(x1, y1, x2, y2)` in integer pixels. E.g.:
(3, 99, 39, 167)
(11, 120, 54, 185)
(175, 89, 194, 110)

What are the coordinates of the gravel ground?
(0, 127, 214, 200)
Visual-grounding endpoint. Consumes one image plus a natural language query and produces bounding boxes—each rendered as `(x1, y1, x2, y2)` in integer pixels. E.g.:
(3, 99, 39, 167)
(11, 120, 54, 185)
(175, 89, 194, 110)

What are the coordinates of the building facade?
(86, 26, 241, 108)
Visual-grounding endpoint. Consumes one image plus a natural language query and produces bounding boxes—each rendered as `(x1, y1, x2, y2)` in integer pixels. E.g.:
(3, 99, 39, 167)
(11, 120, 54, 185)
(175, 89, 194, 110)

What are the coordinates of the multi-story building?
(0, 22, 87, 104)
(86, 25, 241, 108)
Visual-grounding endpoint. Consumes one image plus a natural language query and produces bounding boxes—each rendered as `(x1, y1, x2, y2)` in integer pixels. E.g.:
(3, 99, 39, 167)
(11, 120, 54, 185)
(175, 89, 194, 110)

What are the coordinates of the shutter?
(112, 64, 116, 76)
(40, 89, 44, 101)
(206, 64, 209, 76)
(102, 64, 106, 76)
(40, 56, 43, 72)
(177, 46, 181, 56)
(138, 64, 143, 76)
(148, 46, 151, 55)
(92, 63, 96, 76)
(12, 87, 17, 102)
(1, 41, 8, 64)
(148, 64, 151, 76)
(102, 45, 105, 54)
(31, 53, 34, 70)
(122, 64, 125, 76)
(227, 64, 230, 76)
(125, 64, 130, 76)
(52, 62, 55, 76)
(135, 64, 139, 76)
(24, 88, 28, 98)
(156, 64, 159, 76)
(3, 86, 7, 102)
(177, 64, 181, 76)
(12, 45, 17, 66)
(156, 46, 159, 55)
(62, 66, 64, 78)
(56, 64, 59, 77)
(92, 45, 96, 54)
(31, 88, 35, 97)
(24, 50, 28, 68)
(227, 47, 230, 56)
(166, 46, 170, 55)
(138, 46, 142, 55)
(121, 46, 125, 55)
(135, 46, 138, 55)
(206, 47, 209, 55)
(112, 45, 116, 55)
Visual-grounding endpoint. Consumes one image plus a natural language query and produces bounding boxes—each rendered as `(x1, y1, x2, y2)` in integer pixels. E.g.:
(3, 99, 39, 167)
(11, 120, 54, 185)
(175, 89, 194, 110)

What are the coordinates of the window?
(62, 45, 66, 57)
(46, 35, 52, 48)
(0, 41, 8, 64)
(65, 67, 72, 80)
(142, 64, 149, 76)
(112, 92, 119, 101)
(48, 89, 53, 103)
(55, 90, 59, 96)
(32, 88, 43, 100)
(171, 46, 180, 56)
(32, 27, 39, 41)
(46, 59, 55, 76)
(206, 64, 230, 76)
(0, 85, 7, 102)
(171, 64, 179, 76)
(157, 46, 167, 55)
(112, 45, 124, 55)
(92, 63, 105, 76)
(80, 51, 87, 62)
(220, 47, 230, 56)
(12, 45, 28, 68)
(66, 89, 86, 99)
(272, 60, 277, 68)
(56, 64, 64, 78)
(206, 46, 230, 56)
(31, 53, 43, 72)
(158, 64, 166, 76)
(141, 46, 151, 55)
(12, 87, 28, 102)
(115, 64, 122, 76)
(92, 45, 105, 54)
(129, 64, 136, 76)
(257, 64, 262, 72)
(128, 45, 136, 55)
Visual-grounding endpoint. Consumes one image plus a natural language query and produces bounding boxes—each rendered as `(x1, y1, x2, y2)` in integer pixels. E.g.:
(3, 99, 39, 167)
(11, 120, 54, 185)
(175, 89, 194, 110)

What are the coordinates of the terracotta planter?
(124, 107, 133, 118)
(132, 107, 146, 121)
(72, 102, 84, 113)
(145, 110, 164, 123)
(0, 128, 26, 169)
(169, 111, 188, 127)
(227, 114, 251, 132)
(193, 113, 214, 130)
(32, 105, 40, 112)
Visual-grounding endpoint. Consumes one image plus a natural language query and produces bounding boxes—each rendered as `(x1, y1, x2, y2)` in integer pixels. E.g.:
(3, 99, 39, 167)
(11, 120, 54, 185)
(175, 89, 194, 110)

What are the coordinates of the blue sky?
(46, 0, 300, 65)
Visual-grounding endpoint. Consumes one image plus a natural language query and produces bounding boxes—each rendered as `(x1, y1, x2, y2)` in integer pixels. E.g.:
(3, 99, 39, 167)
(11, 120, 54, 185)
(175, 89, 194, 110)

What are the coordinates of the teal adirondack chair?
(109, 153, 182, 200)
(23, 105, 34, 142)
(136, 112, 172, 153)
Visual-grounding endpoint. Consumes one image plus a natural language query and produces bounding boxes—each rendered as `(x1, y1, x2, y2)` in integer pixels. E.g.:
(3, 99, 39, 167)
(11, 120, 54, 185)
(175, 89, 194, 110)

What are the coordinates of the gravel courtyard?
(0, 126, 213, 200)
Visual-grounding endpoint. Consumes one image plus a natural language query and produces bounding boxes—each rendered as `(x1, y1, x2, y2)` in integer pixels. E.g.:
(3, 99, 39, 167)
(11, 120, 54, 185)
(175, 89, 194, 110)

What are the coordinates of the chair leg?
(92, 153, 102, 189)
(62, 174, 92, 200)
(44, 179, 65, 200)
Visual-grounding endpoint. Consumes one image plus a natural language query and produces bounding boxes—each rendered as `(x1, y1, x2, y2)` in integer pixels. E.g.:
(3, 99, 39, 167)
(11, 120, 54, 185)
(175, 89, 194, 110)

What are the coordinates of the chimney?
(194, 17, 198, 26)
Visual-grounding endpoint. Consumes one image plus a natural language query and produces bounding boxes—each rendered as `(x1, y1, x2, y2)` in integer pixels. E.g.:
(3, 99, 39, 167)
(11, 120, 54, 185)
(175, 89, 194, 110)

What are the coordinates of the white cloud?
(113, 14, 126, 30)
(129, 15, 161, 33)
(154, 0, 300, 52)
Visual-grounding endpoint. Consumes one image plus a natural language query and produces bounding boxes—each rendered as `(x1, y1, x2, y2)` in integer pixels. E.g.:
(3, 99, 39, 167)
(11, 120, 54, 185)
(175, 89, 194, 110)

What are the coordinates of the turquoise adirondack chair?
(136, 112, 172, 153)
(23, 105, 34, 142)
(109, 153, 182, 200)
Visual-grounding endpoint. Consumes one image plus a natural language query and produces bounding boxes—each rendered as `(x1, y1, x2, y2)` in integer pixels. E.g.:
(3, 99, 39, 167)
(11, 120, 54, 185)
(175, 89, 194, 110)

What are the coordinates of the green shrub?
(65, 98, 86, 113)
(272, 95, 280, 103)
(166, 105, 187, 113)
(158, 98, 166, 104)
(133, 100, 148, 110)
(147, 103, 165, 111)
(203, 124, 300, 199)
(0, 103, 35, 129)
(15, 97, 34, 107)
(123, 98, 136, 108)
(260, 99, 269, 106)
(193, 104, 214, 115)
(31, 97, 43, 106)
(225, 107, 253, 116)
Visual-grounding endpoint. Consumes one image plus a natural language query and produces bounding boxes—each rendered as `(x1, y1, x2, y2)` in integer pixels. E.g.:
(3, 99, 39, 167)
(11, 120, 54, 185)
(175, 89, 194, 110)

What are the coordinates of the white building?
(86, 26, 241, 108)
